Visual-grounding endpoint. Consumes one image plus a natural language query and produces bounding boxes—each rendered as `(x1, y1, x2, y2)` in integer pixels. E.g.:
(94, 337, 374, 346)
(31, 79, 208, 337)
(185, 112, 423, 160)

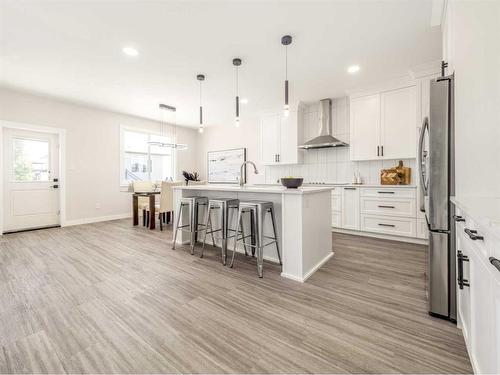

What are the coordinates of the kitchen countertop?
(451, 196, 500, 240)
(265, 183, 417, 188)
(172, 184, 333, 195)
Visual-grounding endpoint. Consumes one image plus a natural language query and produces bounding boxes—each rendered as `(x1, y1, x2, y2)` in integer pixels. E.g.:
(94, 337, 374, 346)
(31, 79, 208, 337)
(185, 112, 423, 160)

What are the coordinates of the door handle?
(377, 146, 380, 157)
(453, 215, 466, 222)
(377, 191, 395, 194)
(464, 228, 484, 241)
(457, 250, 470, 289)
(418, 118, 429, 196)
(378, 205, 395, 209)
(378, 223, 395, 227)
(381, 145, 384, 157)
(277, 154, 280, 162)
(489, 257, 500, 273)
(52, 184, 59, 189)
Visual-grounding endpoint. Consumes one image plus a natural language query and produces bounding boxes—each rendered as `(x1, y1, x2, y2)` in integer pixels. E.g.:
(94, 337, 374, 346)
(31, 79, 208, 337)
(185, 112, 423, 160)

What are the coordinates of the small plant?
(182, 171, 200, 184)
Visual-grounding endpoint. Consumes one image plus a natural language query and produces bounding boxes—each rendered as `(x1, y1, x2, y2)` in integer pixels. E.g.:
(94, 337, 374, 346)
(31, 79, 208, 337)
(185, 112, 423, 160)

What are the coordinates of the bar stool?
(230, 201, 282, 278)
(200, 198, 241, 265)
(172, 196, 211, 254)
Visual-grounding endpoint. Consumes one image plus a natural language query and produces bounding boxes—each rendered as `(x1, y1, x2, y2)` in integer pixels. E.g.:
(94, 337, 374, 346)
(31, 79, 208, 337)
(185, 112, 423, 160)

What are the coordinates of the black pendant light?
(233, 58, 242, 127)
(281, 35, 292, 117)
(197, 74, 205, 133)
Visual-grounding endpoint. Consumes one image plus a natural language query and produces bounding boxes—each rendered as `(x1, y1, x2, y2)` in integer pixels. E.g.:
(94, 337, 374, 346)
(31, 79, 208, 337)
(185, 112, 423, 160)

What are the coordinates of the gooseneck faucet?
(240, 161, 259, 187)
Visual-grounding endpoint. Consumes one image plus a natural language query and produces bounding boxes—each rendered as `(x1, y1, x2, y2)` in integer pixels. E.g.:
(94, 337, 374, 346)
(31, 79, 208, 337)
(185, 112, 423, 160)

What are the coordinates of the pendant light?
(148, 104, 188, 150)
(281, 35, 292, 117)
(233, 58, 242, 127)
(197, 74, 205, 133)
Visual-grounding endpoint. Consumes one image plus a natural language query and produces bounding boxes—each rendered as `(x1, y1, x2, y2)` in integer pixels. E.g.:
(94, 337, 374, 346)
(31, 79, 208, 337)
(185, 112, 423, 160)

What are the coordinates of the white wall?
(0, 87, 199, 224)
(196, 115, 266, 185)
(443, 0, 500, 197)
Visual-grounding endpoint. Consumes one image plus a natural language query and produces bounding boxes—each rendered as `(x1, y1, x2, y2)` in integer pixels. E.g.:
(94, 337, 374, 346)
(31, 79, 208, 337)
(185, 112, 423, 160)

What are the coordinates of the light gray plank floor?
(0, 219, 472, 373)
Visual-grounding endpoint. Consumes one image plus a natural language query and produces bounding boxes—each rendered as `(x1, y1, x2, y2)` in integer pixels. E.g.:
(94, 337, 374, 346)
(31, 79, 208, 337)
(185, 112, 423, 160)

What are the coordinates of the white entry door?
(2, 128, 60, 233)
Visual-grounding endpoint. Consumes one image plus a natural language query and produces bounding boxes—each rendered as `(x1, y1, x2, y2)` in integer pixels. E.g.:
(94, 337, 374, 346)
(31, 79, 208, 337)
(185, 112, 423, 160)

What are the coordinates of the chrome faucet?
(240, 161, 259, 187)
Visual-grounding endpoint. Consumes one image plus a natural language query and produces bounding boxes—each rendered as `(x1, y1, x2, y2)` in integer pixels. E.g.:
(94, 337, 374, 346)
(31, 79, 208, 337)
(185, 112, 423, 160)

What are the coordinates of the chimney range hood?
(298, 98, 348, 149)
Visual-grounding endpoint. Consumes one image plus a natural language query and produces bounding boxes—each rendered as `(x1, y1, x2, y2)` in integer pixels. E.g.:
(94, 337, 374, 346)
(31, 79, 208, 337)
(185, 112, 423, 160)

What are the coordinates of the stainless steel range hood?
(298, 98, 348, 149)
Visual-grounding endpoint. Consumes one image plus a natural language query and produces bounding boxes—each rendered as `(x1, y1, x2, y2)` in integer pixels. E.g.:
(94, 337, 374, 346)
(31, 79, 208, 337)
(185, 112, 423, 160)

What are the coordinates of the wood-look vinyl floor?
(0, 219, 472, 374)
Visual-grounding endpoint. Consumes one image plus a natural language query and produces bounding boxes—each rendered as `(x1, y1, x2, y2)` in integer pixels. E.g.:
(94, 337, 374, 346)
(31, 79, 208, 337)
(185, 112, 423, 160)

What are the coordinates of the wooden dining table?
(132, 191, 160, 230)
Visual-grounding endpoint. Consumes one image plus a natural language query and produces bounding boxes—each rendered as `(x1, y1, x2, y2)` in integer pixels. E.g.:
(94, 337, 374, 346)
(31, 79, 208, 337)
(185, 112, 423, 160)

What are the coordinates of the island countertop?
(172, 184, 333, 195)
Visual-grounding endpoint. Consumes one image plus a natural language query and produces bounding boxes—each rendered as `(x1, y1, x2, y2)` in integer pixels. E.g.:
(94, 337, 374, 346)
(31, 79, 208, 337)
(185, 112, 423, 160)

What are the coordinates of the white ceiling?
(0, 1, 441, 128)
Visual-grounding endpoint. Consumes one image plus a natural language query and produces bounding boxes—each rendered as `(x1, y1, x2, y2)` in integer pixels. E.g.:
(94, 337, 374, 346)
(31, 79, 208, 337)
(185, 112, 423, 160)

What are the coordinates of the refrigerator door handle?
(418, 117, 429, 212)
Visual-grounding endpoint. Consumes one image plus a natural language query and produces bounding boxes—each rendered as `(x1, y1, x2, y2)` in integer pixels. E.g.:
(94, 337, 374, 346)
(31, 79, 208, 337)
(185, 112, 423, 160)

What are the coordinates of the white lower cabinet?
(341, 187, 360, 230)
(333, 186, 420, 240)
(455, 206, 500, 374)
(417, 218, 429, 239)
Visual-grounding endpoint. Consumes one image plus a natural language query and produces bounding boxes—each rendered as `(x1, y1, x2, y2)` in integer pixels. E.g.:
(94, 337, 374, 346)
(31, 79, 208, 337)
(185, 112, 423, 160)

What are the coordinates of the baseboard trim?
(281, 251, 334, 283)
(332, 228, 428, 245)
(63, 213, 131, 227)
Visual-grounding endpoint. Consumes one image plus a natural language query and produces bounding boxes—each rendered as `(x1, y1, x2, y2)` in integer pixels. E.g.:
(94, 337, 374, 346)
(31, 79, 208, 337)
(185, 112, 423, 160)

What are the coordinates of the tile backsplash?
(264, 98, 416, 184)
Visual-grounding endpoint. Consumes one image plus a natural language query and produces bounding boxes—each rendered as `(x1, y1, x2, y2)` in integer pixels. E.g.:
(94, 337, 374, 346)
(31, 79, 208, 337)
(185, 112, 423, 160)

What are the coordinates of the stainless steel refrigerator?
(418, 74, 456, 321)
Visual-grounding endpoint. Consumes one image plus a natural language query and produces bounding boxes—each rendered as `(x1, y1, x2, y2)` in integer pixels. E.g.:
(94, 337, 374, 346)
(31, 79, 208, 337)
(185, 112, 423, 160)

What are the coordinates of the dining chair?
(133, 180, 155, 226)
(146, 181, 183, 230)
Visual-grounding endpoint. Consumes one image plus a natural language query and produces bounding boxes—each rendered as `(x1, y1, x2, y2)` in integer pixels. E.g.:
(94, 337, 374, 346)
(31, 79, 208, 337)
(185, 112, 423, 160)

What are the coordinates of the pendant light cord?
(285, 45, 288, 80)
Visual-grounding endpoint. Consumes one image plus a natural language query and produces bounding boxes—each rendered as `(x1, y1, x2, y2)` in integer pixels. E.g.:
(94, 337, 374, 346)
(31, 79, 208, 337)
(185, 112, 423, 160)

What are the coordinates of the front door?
(2, 128, 60, 233)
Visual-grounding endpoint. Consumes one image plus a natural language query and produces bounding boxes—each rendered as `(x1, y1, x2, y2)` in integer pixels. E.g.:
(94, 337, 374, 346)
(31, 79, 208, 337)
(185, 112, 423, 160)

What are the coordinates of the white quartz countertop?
(451, 196, 500, 239)
(172, 184, 333, 195)
(262, 183, 417, 188)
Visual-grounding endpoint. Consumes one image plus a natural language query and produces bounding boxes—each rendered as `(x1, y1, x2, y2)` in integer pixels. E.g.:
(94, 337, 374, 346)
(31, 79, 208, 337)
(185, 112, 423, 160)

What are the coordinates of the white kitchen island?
(172, 184, 333, 282)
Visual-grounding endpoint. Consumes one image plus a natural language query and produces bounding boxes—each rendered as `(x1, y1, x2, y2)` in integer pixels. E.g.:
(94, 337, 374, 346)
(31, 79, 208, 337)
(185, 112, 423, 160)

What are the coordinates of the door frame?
(0, 120, 67, 235)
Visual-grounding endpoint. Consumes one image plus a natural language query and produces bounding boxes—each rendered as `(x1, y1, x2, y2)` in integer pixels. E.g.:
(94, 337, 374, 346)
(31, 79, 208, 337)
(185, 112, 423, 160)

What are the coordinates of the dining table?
(132, 191, 160, 230)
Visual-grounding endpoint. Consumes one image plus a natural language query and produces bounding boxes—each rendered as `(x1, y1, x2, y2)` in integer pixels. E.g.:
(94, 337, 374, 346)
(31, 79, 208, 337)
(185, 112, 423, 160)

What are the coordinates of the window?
(13, 138, 50, 181)
(121, 128, 174, 185)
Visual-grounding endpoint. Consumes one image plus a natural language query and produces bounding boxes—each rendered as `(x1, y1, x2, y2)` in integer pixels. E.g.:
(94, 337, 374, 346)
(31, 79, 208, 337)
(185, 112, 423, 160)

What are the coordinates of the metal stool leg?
(255, 208, 264, 278)
(172, 202, 183, 250)
(200, 203, 213, 258)
(230, 207, 243, 268)
(269, 207, 282, 266)
(189, 202, 197, 255)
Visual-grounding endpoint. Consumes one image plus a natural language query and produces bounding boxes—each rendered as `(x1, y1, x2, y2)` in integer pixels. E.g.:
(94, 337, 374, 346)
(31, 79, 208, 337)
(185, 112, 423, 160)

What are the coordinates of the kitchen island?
(172, 184, 333, 282)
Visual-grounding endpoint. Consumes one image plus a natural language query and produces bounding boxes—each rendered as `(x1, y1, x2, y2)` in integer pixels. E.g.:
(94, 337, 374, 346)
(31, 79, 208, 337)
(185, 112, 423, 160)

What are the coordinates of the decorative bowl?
(280, 177, 303, 189)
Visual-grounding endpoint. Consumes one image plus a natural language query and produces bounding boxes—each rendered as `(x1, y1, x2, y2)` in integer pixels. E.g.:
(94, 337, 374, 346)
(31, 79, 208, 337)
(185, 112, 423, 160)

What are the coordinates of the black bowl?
(281, 178, 304, 189)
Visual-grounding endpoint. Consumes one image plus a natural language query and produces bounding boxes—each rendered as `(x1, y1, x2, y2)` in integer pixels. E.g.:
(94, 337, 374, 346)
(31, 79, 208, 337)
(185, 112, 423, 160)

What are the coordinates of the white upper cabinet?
(260, 106, 303, 165)
(260, 114, 280, 165)
(349, 94, 380, 161)
(349, 85, 417, 161)
(380, 86, 417, 159)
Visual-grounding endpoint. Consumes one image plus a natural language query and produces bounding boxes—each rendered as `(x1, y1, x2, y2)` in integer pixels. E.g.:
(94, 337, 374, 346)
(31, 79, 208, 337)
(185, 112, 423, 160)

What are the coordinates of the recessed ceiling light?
(347, 65, 360, 74)
(122, 47, 139, 57)
(240, 98, 248, 104)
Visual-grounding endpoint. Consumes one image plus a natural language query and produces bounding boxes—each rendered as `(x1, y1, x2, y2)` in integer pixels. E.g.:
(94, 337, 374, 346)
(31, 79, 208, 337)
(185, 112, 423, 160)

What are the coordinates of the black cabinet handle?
(377, 146, 380, 156)
(378, 223, 395, 227)
(490, 257, 500, 273)
(344, 187, 357, 190)
(378, 191, 395, 194)
(464, 228, 484, 241)
(378, 205, 395, 209)
(52, 184, 59, 189)
(454, 215, 466, 222)
(457, 250, 470, 289)
(381, 145, 384, 156)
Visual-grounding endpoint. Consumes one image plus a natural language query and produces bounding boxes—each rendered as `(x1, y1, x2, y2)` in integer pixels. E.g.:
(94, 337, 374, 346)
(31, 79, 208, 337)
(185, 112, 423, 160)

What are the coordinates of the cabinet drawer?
(360, 197, 415, 217)
(361, 215, 416, 237)
(332, 196, 342, 212)
(331, 212, 341, 228)
(360, 187, 416, 199)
